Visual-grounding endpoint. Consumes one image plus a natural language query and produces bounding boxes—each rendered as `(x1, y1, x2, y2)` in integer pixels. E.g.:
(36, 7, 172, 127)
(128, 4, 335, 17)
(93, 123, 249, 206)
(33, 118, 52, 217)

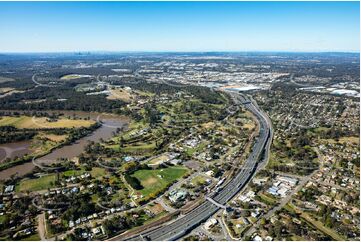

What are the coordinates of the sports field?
(131, 166, 188, 199)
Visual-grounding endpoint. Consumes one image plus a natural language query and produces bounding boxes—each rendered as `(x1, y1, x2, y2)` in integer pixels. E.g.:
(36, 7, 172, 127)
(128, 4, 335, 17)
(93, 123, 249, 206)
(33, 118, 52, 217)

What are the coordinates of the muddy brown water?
(0, 140, 32, 163)
(0, 111, 129, 180)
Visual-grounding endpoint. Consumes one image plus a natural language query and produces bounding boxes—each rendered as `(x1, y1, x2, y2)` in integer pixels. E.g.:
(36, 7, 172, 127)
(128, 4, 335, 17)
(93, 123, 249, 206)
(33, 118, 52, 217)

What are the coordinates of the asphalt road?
(113, 91, 272, 241)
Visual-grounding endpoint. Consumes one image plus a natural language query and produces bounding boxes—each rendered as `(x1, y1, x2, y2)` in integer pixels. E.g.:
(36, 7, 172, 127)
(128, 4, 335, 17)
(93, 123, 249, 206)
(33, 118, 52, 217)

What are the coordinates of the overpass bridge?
(205, 196, 227, 210)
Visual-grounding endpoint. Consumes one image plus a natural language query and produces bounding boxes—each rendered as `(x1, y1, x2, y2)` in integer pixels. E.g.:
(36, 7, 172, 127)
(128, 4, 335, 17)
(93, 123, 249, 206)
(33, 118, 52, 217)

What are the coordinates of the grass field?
(90, 167, 107, 177)
(191, 175, 207, 185)
(17, 167, 106, 192)
(321, 136, 359, 144)
(185, 142, 207, 156)
(120, 139, 160, 154)
(131, 166, 188, 198)
(257, 192, 278, 205)
(18, 174, 56, 192)
(37, 133, 68, 142)
(108, 140, 158, 154)
(0, 116, 95, 129)
(62, 167, 106, 178)
(0, 215, 6, 224)
(20, 233, 40, 241)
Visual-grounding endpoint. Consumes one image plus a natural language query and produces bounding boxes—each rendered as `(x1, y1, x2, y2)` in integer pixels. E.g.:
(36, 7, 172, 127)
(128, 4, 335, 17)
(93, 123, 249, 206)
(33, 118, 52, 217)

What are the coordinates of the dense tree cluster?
(0, 126, 36, 144)
(110, 80, 225, 104)
(0, 86, 125, 112)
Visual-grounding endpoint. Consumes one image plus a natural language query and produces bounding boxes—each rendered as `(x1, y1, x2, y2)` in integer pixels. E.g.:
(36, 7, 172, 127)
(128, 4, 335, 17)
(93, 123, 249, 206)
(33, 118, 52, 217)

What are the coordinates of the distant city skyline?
(0, 1, 359, 52)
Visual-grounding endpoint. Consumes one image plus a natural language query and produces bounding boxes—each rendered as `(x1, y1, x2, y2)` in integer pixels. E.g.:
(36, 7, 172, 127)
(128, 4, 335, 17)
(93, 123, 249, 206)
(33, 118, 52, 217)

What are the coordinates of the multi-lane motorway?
(114, 91, 272, 241)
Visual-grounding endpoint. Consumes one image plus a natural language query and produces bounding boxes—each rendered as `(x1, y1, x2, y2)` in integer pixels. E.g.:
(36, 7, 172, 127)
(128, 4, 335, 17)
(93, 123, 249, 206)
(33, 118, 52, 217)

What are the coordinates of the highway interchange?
(112, 90, 273, 241)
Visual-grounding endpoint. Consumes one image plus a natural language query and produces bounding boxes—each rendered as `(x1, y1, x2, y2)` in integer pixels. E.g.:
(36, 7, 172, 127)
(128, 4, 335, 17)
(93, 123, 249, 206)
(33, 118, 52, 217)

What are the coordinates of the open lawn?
(18, 174, 56, 192)
(185, 142, 207, 156)
(131, 166, 189, 199)
(17, 167, 106, 192)
(90, 167, 107, 177)
(191, 175, 207, 185)
(62, 167, 106, 178)
(62, 168, 86, 177)
(0, 116, 95, 129)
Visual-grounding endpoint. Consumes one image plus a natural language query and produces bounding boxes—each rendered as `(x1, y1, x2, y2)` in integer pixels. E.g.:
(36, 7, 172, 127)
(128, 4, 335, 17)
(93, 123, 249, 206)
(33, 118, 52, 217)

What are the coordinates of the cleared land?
(60, 74, 91, 80)
(37, 133, 68, 142)
(0, 116, 95, 129)
(131, 166, 189, 198)
(321, 136, 359, 144)
(0, 87, 14, 94)
(107, 88, 133, 102)
(147, 154, 170, 166)
(0, 76, 15, 83)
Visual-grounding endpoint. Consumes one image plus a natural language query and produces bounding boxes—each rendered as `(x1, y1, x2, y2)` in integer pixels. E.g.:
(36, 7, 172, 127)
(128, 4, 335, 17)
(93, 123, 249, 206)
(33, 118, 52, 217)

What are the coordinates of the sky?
(0, 1, 359, 52)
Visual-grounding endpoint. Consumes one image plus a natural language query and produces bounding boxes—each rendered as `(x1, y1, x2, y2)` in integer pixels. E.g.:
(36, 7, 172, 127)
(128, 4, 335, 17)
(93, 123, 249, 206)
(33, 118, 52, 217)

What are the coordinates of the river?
(0, 111, 129, 180)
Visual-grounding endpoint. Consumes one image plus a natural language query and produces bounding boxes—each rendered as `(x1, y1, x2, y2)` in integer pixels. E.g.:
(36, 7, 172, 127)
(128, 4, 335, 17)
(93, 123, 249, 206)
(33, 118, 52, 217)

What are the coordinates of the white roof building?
(204, 218, 218, 230)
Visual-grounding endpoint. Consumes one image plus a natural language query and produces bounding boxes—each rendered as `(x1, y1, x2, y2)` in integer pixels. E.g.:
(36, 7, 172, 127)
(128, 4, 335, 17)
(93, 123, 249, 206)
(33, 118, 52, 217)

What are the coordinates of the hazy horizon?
(0, 50, 360, 55)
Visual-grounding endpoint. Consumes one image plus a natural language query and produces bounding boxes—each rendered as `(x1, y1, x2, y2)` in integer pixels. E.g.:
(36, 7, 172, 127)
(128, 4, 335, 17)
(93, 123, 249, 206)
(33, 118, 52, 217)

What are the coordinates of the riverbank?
(0, 110, 129, 180)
